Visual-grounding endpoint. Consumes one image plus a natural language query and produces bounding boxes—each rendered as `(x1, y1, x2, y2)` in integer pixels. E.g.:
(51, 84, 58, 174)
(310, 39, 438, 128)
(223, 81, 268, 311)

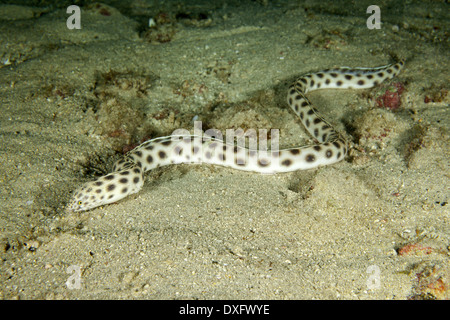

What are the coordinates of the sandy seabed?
(0, 0, 448, 300)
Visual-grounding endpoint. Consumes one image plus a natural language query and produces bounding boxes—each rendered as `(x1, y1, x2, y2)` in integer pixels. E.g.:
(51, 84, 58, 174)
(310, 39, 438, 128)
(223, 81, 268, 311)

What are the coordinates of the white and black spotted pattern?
(67, 59, 405, 211)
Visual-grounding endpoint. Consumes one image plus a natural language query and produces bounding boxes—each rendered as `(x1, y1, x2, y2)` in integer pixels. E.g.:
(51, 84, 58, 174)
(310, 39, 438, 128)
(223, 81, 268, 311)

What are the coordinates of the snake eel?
(67, 59, 405, 212)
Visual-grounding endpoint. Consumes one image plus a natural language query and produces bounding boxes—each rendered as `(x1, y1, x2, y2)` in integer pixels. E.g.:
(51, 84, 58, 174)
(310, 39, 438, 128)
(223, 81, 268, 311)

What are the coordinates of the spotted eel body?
(67, 60, 405, 212)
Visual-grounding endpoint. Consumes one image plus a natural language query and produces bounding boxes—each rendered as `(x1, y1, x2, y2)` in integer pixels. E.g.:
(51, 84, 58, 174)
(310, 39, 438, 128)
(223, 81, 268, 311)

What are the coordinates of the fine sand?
(0, 0, 448, 299)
